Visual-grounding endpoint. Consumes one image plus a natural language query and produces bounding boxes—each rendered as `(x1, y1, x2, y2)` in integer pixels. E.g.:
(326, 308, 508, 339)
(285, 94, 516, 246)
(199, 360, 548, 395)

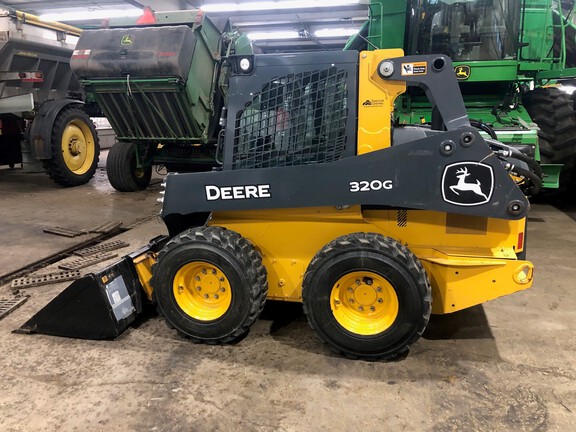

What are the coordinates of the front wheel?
(151, 226, 268, 344)
(43, 105, 100, 187)
(302, 232, 431, 360)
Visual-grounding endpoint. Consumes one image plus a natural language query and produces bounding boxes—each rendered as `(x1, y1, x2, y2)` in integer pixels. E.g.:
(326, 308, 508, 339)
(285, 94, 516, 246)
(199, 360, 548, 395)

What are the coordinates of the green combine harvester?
(347, 0, 576, 194)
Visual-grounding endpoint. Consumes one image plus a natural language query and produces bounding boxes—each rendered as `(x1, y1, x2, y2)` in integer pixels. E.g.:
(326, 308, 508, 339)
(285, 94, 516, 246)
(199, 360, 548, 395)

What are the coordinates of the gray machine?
(0, 9, 99, 186)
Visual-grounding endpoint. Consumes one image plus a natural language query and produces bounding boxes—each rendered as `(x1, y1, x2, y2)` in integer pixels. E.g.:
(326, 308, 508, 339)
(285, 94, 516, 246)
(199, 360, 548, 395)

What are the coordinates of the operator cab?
(407, 0, 521, 61)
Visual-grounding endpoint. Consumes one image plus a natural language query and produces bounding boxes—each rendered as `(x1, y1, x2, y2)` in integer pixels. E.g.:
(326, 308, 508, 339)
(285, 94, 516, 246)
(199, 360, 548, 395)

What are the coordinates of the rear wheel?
(523, 87, 576, 193)
(302, 232, 431, 360)
(43, 106, 99, 186)
(151, 226, 268, 344)
(106, 141, 152, 192)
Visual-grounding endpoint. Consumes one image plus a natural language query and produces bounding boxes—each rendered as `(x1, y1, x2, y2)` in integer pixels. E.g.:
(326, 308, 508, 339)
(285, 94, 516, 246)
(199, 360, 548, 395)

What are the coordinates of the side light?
(239, 58, 251, 72)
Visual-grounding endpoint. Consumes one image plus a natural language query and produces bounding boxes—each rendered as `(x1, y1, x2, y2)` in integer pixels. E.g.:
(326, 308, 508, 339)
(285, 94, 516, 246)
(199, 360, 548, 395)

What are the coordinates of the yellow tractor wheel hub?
(61, 120, 95, 174)
(173, 262, 232, 321)
(330, 271, 399, 336)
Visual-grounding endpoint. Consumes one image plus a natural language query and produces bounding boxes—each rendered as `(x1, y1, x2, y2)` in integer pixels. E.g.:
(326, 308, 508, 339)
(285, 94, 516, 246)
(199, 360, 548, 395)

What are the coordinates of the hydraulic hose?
(470, 119, 498, 140)
(508, 164, 543, 197)
(510, 150, 543, 179)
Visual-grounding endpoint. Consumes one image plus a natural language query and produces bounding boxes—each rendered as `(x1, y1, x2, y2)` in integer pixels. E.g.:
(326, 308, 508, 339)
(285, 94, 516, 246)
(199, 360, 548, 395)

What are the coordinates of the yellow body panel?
(133, 252, 156, 301)
(357, 49, 406, 153)
(208, 206, 533, 314)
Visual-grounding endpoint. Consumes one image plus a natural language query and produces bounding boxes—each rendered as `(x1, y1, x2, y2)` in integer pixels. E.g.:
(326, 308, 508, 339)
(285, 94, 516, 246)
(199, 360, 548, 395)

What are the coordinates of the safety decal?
(72, 49, 91, 58)
(401, 62, 427, 76)
(442, 162, 494, 206)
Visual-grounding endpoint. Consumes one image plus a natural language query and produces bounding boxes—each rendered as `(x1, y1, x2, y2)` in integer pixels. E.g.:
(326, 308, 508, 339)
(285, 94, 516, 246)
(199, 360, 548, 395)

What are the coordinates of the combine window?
(409, 0, 521, 61)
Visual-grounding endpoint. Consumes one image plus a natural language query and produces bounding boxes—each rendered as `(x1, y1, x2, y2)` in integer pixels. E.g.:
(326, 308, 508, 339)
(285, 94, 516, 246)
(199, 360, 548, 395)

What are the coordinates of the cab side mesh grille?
(232, 67, 348, 170)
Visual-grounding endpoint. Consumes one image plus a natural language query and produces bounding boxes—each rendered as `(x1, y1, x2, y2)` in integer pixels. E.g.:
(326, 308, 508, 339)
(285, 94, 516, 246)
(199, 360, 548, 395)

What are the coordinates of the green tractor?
(347, 0, 576, 194)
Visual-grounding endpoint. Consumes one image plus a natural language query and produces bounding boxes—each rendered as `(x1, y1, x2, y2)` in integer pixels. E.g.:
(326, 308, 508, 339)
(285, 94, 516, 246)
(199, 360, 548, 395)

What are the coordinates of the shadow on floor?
(423, 305, 494, 340)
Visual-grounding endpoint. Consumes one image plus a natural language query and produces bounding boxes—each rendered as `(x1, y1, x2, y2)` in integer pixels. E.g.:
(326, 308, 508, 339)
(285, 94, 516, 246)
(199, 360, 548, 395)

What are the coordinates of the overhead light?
(248, 28, 357, 41)
(202, 0, 360, 13)
(247, 31, 300, 40)
(314, 28, 358, 38)
(39, 9, 142, 22)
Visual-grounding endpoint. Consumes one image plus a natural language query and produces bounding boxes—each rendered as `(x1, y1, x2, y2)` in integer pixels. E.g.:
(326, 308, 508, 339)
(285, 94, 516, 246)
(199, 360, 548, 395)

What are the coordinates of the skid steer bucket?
(16, 236, 167, 340)
(17, 257, 145, 340)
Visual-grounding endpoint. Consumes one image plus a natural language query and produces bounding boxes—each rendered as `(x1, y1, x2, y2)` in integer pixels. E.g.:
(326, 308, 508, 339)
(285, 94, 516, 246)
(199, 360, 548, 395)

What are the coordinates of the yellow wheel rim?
(173, 261, 232, 321)
(330, 271, 399, 336)
(60, 119, 95, 175)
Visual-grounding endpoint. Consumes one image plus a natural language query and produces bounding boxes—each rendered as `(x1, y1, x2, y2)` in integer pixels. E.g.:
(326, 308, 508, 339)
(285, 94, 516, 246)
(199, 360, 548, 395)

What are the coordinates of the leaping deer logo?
(450, 167, 488, 200)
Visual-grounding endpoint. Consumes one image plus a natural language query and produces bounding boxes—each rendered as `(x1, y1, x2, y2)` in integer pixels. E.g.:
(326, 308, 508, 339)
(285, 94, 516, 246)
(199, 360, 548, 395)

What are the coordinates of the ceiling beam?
(122, 0, 144, 9)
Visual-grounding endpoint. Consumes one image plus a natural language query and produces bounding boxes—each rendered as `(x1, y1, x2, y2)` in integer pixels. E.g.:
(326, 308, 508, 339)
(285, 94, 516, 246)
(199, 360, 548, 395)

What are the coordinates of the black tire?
(523, 87, 576, 193)
(151, 226, 268, 344)
(302, 233, 431, 361)
(42, 105, 100, 187)
(106, 142, 152, 192)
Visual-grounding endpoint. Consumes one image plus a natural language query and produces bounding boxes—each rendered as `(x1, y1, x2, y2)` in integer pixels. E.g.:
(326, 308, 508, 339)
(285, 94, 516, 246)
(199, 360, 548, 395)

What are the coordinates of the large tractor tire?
(302, 233, 431, 361)
(106, 141, 152, 192)
(523, 87, 576, 194)
(42, 106, 99, 187)
(151, 226, 268, 344)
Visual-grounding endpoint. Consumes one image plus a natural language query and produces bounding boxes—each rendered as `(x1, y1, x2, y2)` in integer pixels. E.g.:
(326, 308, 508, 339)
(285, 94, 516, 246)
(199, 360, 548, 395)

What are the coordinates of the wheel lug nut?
(365, 278, 373, 285)
(220, 277, 225, 282)
(220, 287, 226, 292)
(204, 294, 209, 299)
(349, 298, 355, 303)
(334, 299, 341, 305)
(358, 306, 364, 312)
(370, 306, 375, 312)
(212, 269, 217, 275)
(214, 294, 219, 299)
(355, 279, 361, 285)
(377, 287, 382, 292)
(347, 287, 353, 293)
(202, 269, 207, 275)
(377, 298, 383, 303)
(178, 285, 184, 294)
(195, 276, 201, 281)
(196, 286, 202, 291)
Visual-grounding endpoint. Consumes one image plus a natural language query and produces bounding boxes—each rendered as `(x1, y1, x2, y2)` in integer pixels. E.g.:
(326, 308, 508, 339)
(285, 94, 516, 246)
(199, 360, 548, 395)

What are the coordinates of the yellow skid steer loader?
(19, 49, 534, 360)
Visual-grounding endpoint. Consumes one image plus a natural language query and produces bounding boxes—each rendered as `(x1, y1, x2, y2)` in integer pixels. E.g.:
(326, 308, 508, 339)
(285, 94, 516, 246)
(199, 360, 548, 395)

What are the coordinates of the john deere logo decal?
(455, 65, 471, 80)
(121, 35, 133, 45)
(442, 162, 493, 206)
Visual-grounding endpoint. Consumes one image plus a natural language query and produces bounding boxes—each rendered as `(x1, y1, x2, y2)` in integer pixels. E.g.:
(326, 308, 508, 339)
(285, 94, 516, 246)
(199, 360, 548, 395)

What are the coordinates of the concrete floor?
(0, 162, 575, 432)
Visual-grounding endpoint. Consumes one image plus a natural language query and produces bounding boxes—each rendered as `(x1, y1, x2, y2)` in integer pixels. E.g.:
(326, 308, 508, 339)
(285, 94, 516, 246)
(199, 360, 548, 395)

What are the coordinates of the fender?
(29, 99, 84, 160)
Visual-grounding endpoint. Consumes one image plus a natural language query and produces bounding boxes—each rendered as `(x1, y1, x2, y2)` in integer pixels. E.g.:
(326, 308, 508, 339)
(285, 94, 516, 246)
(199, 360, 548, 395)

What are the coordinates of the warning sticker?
(401, 62, 427, 76)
